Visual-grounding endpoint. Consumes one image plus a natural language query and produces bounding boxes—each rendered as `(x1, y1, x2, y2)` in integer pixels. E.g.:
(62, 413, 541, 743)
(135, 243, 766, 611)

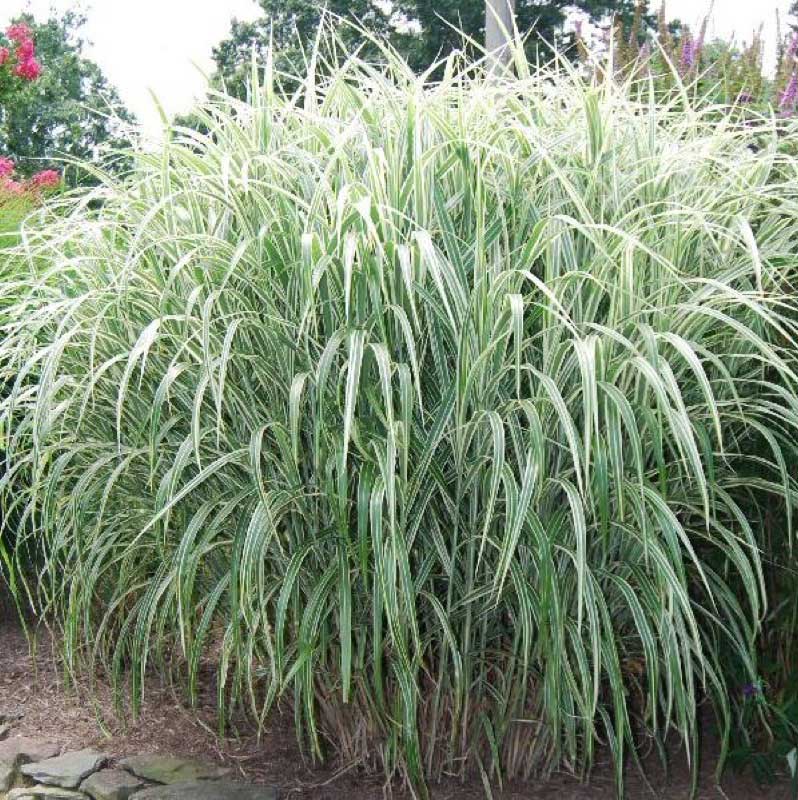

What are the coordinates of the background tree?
(396, 0, 643, 71)
(210, 0, 396, 99)
(0, 11, 133, 180)
(208, 0, 644, 96)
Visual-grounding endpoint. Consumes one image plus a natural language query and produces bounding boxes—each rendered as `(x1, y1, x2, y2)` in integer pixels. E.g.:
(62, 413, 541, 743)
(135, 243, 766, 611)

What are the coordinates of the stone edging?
(0, 738, 278, 800)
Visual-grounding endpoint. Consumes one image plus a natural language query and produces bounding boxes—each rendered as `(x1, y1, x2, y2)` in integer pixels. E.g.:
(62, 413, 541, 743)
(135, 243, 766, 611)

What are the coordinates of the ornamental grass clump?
(2, 33, 798, 796)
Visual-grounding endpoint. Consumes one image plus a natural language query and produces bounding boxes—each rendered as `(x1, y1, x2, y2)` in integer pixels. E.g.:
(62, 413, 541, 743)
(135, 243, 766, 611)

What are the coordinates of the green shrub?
(2, 37, 798, 795)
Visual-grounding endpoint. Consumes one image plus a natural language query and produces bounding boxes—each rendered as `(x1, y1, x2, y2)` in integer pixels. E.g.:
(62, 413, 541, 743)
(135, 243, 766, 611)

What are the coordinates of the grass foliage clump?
(2, 37, 798, 794)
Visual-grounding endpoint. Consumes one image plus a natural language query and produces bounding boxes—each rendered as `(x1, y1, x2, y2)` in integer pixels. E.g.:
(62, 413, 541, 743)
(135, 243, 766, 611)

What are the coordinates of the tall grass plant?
(2, 32, 798, 795)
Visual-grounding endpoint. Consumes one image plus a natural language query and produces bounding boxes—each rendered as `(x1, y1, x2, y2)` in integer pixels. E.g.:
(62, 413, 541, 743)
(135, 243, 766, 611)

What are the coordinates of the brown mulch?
(0, 603, 792, 799)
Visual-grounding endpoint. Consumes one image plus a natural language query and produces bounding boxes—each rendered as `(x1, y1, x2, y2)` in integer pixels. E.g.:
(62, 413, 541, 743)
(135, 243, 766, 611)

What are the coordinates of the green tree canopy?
(209, 0, 643, 97)
(0, 11, 134, 178)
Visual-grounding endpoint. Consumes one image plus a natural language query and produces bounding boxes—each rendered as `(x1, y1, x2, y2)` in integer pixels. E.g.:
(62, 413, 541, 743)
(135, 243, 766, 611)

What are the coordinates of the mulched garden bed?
(0, 605, 791, 799)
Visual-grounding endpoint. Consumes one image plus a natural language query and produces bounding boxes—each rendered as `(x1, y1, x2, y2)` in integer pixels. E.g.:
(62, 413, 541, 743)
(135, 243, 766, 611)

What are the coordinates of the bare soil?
(0, 605, 791, 799)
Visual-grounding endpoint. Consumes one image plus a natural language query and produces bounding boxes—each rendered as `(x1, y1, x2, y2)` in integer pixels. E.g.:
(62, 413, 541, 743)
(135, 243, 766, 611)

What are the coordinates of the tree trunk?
(485, 0, 515, 68)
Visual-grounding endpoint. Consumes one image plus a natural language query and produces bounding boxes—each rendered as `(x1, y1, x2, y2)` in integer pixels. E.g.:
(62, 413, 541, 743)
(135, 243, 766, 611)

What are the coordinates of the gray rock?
(118, 756, 231, 785)
(6, 786, 88, 800)
(131, 781, 277, 800)
(0, 738, 61, 769)
(20, 750, 107, 789)
(81, 769, 147, 800)
(1, 761, 18, 792)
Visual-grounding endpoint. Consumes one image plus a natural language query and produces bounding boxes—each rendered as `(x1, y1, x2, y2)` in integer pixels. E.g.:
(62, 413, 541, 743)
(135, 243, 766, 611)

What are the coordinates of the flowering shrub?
(0, 157, 60, 240)
(576, 1, 798, 115)
(0, 157, 31, 223)
(0, 23, 42, 100)
(0, 158, 60, 199)
(0, 22, 58, 235)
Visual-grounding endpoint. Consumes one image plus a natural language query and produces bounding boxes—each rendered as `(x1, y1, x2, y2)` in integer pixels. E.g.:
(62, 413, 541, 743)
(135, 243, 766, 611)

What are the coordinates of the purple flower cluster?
(742, 680, 764, 700)
(679, 40, 693, 71)
(679, 35, 694, 72)
(678, 25, 706, 75)
(780, 71, 798, 115)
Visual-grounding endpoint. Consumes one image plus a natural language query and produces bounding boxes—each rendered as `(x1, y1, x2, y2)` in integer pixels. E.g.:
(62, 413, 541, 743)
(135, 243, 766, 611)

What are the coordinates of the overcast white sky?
(0, 0, 794, 136)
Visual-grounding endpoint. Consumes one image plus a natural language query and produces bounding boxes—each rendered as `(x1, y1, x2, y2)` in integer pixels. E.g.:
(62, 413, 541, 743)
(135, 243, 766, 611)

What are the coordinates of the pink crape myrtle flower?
(0, 178, 25, 196)
(14, 57, 42, 80)
(5, 23, 32, 44)
(30, 169, 60, 189)
(15, 37, 34, 61)
(0, 157, 14, 178)
(1, 21, 42, 82)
